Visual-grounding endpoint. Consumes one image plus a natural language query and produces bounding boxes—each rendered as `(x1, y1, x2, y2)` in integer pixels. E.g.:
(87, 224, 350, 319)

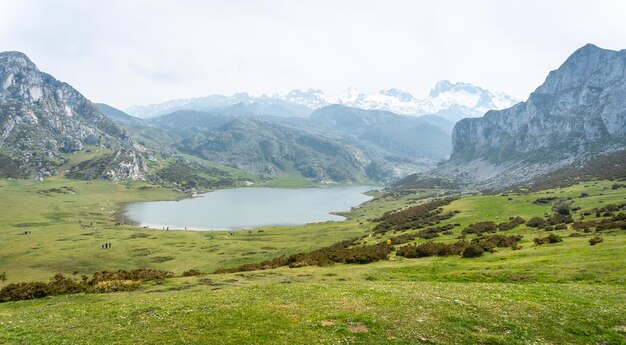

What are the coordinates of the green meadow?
(0, 178, 625, 344)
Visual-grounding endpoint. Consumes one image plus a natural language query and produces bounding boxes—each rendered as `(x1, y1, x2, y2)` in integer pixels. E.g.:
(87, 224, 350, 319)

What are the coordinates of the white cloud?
(1, 0, 625, 109)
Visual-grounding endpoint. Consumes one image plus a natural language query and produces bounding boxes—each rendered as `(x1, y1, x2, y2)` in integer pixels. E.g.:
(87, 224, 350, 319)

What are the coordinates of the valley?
(0, 178, 625, 343)
(1, 7, 626, 343)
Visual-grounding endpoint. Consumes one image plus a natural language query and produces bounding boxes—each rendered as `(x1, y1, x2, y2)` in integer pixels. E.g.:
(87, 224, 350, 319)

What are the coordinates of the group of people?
(101, 243, 112, 249)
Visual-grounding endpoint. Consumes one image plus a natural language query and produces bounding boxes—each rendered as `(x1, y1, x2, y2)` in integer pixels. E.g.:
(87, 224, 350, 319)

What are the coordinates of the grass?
(0, 178, 625, 343)
(0, 280, 624, 344)
(0, 178, 370, 283)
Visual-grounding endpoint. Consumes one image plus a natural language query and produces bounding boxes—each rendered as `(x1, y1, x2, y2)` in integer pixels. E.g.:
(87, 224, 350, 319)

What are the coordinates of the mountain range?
(140, 105, 447, 183)
(0, 50, 452, 184)
(126, 82, 519, 123)
(2, 44, 625, 190)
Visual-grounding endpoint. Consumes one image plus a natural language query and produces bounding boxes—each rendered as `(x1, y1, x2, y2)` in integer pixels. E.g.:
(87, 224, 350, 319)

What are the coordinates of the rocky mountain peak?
(0, 51, 39, 72)
(0, 51, 145, 180)
(428, 80, 455, 97)
(446, 44, 626, 189)
(379, 88, 414, 102)
(535, 43, 626, 95)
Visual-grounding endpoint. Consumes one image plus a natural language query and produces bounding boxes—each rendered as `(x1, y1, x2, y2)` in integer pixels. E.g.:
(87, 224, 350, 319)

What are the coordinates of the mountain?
(434, 44, 626, 190)
(309, 105, 452, 159)
(95, 103, 145, 127)
(127, 93, 313, 119)
(149, 111, 371, 182)
(0, 51, 146, 180)
(148, 108, 438, 183)
(126, 82, 519, 121)
(325, 83, 518, 122)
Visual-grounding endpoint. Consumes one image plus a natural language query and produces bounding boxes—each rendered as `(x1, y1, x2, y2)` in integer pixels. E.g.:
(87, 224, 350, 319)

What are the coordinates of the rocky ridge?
(439, 44, 626, 189)
(0, 51, 146, 180)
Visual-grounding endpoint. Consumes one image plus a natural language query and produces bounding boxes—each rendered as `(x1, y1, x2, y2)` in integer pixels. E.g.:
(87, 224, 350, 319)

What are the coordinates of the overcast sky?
(1, 0, 625, 109)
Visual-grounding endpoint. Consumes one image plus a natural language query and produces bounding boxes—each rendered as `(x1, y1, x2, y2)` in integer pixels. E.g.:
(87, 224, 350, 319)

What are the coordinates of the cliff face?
(440, 44, 626, 189)
(451, 44, 626, 163)
(0, 51, 146, 180)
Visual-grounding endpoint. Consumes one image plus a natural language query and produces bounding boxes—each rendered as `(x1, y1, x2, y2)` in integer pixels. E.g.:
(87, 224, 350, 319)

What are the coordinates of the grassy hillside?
(0, 178, 625, 344)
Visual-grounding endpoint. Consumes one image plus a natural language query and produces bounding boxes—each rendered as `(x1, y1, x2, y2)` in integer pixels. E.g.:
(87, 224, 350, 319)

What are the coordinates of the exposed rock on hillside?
(440, 44, 626, 189)
(0, 51, 146, 180)
(66, 148, 147, 181)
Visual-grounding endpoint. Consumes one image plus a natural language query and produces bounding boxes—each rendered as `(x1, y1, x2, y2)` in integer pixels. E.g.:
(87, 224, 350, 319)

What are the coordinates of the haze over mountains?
(0, 50, 451, 183)
(126, 82, 519, 123)
(1, 44, 625, 190)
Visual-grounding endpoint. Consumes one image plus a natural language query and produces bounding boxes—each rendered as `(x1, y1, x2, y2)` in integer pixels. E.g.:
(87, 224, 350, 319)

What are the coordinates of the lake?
(122, 186, 378, 230)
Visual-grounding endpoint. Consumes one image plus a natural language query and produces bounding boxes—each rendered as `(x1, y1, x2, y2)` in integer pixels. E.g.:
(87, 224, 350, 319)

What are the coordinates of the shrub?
(533, 197, 557, 204)
(580, 192, 589, 198)
(462, 221, 497, 235)
(572, 220, 598, 230)
(181, 269, 203, 277)
(474, 235, 523, 251)
(372, 197, 458, 234)
(552, 198, 573, 215)
(554, 224, 568, 230)
(546, 214, 574, 225)
(93, 280, 141, 293)
(533, 237, 547, 245)
(497, 217, 525, 231)
(547, 234, 563, 243)
(527, 217, 547, 228)
(533, 234, 562, 245)
(462, 244, 484, 258)
(589, 236, 604, 246)
(0, 268, 177, 303)
(396, 241, 467, 258)
(0, 281, 52, 302)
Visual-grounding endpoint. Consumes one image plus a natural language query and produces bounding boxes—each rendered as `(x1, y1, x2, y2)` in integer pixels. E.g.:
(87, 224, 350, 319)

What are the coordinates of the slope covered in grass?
(0, 178, 625, 343)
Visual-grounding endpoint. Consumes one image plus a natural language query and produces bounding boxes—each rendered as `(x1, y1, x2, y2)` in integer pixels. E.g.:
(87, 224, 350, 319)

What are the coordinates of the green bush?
(589, 236, 604, 246)
(396, 241, 467, 258)
(527, 217, 547, 228)
(547, 234, 563, 243)
(552, 198, 573, 215)
(372, 197, 457, 234)
(534, 234, 563, 245)
(181, 269, 203, 277)
(0, 281, 52, 302)
(497, 217, 525, 231)
(462, 244, 484, 258)
(0, 268, 174, 303)
(462, 221, 497, 235)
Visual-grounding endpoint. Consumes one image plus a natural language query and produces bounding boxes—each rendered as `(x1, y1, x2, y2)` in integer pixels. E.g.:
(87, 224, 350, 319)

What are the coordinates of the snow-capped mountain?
(126, 81, 519, 121)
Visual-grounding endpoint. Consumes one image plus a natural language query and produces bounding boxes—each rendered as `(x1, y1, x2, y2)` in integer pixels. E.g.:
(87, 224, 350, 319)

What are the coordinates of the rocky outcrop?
(0, 51, 146, 180)
(66, 148, 147, 181)
(443, 44, 626, 189)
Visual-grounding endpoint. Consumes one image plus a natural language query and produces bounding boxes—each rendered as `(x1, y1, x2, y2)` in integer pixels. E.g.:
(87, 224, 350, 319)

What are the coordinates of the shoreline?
(117, 185, 381, 232)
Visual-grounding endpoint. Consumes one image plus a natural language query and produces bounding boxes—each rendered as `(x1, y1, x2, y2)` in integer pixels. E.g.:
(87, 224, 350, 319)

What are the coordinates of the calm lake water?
(123, 186, 378, 230)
